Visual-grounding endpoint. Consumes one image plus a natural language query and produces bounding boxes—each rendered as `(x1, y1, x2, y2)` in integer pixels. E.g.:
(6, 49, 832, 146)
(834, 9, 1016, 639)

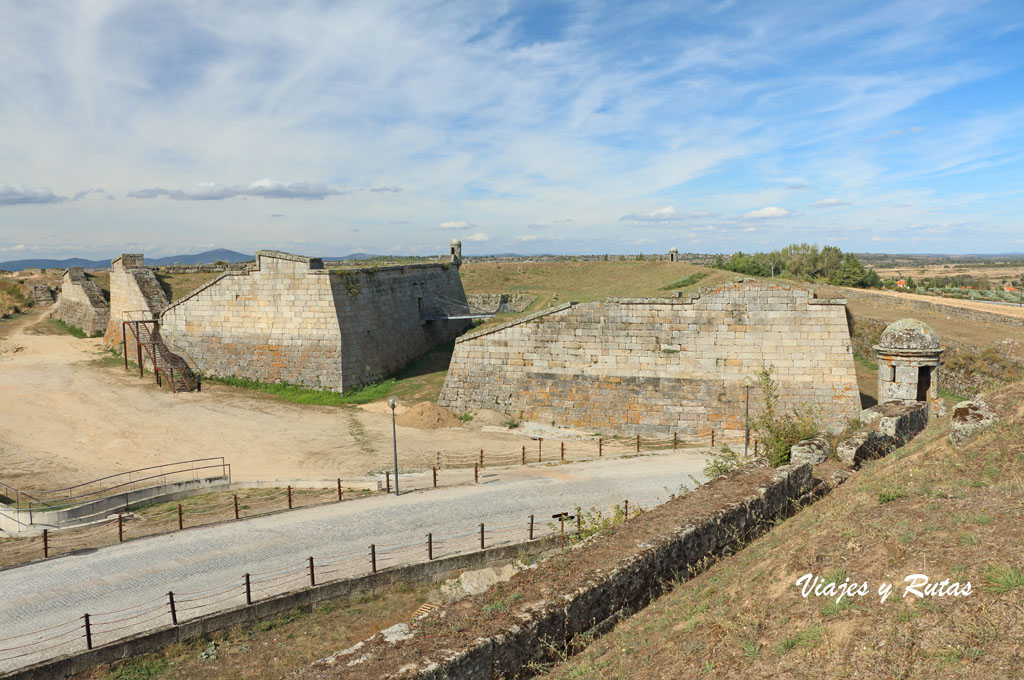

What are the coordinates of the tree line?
(712, 244, 882, 288)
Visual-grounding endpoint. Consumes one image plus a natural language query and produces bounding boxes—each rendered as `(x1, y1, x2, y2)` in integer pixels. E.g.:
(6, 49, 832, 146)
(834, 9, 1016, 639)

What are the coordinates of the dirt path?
(0, 307, 600, 492)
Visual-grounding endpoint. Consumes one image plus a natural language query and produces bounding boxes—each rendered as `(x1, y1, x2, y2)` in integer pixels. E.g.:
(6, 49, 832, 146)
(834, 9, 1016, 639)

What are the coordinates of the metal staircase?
(122, 313, 199, 392)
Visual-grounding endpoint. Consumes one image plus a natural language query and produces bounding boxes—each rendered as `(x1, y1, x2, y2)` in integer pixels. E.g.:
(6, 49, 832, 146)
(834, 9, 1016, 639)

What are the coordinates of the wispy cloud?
(128, 179, 345, 201)
(369, 186, 402, 193)
(620, 206, 716, 224)
(435, 221, 475, 230)
(465, 232, 489, 242)
(0, 183, 66, 206)
(811, 198, 851, 208)
(743, 206, 791, 219)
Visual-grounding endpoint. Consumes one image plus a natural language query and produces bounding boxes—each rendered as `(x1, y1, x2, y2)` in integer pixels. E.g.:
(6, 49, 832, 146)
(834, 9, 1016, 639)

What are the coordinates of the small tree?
(752, 366, 820, 467)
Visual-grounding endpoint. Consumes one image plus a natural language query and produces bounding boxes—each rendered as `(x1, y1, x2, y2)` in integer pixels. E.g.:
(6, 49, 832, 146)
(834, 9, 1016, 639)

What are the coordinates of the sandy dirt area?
(0, 307, 588, 492)
(856, 287, 1024, 319)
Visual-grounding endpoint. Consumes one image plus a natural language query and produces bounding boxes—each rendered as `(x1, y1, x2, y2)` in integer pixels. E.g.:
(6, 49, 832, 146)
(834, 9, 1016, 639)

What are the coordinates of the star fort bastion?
(104, 250, 471, 391)
(438, 280, 862, 439)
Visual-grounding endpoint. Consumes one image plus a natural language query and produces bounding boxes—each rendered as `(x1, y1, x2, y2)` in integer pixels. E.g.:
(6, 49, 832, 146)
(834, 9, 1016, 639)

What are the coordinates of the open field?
(545, 381, 1024, 679)
(869, 260, 1024, 284)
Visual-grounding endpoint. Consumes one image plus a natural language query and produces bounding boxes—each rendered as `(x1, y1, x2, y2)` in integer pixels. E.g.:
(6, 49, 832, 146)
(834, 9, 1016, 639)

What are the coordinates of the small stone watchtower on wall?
(450, 238, 462, 265)
(874, 318, 945, 416)
(668, 247, 679, 262)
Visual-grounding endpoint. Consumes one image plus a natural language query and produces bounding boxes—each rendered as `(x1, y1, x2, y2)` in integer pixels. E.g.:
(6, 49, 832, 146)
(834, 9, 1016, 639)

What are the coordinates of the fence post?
(624, 500, 629, 520)
(244, 573, 252, 605)
(43, 529, 48, 559)
(233, 495, 239, 520)
(178, 504, 183, 531)
(560, 442, 565, 461)
(432, 466, 437, 488)
(479, 449, 484, 468)
(576, 506, 581, 533)
(337, 478, 343, 501)
(636, 434, 640, 452)
(287, 485, 293, 510)
(427, 533, 433, 561)
(538, 437, 543, 462)
(370, 544, 377, 573)
(529, 514, 534, 540)
(754, 439, 759, 456)
(385, 471, 391, 494)
(599, 437, 602, 456)
(560, 514, 565, 548)
(122, 322, 128, 370)
(118, 513, 124, 543)
(711, 430, 715, 447)
(436, 451, 440, 469)
(521, 445, 526, 465)
(474, 463, 479, 484)
(308, 557, 316, 587)
(480, 523, 485, 550)
(168, 591, 178, 626)
(83, 614, 93, 650)
(673, 432, 678, 449)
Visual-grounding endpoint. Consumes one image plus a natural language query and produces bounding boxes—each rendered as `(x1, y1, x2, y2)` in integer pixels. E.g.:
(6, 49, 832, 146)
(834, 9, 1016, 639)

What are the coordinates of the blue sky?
(1, 0, 1023, 259)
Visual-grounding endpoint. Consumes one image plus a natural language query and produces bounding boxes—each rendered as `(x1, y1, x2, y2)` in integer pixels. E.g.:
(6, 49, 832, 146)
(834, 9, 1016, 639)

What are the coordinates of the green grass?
(49, 318, 88, 338)
(853, 351, 878, 371)
(981, 565, 1024, 594)
(659, 272, 708, 290)
(206, 375, 396, 406)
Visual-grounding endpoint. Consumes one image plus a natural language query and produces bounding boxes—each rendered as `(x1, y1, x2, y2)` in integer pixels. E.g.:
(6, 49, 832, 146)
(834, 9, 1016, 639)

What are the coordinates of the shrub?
(752, 366, 820, 467)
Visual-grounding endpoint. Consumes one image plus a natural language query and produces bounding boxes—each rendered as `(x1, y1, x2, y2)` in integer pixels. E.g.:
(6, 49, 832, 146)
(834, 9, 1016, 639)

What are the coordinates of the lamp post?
(387, 397, 399, 496)
(743, 376, 755, 457)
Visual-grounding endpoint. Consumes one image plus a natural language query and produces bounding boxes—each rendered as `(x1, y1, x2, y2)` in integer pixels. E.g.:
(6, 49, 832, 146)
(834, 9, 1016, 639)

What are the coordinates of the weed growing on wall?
(753, 366, 820, 467)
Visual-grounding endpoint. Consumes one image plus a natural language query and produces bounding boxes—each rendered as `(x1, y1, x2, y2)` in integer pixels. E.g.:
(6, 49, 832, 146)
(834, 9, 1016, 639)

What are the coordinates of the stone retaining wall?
(439, 280, 861, 437)
(53, 268, 108, 337)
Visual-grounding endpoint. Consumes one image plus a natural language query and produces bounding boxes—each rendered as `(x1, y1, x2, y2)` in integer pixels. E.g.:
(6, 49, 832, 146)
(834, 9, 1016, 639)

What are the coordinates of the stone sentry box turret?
(874, 318, 945, 417)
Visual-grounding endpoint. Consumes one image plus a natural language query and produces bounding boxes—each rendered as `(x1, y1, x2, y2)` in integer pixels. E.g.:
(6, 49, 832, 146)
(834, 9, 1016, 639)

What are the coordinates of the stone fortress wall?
(53, 267, 109, 336)
(103, 254, 169, 350)
(105, 250, 472, 391)
(438, 280, 862, 438)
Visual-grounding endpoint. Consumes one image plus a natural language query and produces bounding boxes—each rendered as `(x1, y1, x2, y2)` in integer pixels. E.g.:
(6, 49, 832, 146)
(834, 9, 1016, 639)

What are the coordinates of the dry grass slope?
(545, 382, 1024, 679)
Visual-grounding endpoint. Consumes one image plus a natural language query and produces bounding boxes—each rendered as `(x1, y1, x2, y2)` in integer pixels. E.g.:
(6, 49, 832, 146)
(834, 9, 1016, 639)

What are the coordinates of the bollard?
(308, 556, 316, 587)
(480, 523, 485, 550)
(385, 471, 391, 494)
(480, 449, 484, 468)
(168, 591, 178, 625)
(636, 434, 640, 452)
(474, 463, 479, 484)
(233, 494, 240, 520)
(599, 437, 602, 456)
(529, 514, 534, 540)
(560, 442, 565, 461)
(427, 533, 433, 560)
(178, 504, 183, 531)
(83, 614, 93, 650)
(287, 485, 293, 510)
(244, 573, 252, 605)
(432, 466, 437, 488)
(673, 432, 678, 449)
(43, 528, 48, 559)
(337, 478, 343, 501)
(370, 544, 377, 573)
(118, 513, 124, 543)
(522, 445, 526, 465)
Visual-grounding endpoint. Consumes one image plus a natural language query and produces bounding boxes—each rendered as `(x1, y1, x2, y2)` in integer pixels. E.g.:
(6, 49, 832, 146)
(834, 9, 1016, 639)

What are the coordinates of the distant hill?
(0, 249, 253, 271)
(321, 252, 380, 261)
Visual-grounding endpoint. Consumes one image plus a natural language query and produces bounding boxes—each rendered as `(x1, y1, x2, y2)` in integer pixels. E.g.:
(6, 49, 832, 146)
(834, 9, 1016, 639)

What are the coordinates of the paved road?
(0, 451, 709, 672)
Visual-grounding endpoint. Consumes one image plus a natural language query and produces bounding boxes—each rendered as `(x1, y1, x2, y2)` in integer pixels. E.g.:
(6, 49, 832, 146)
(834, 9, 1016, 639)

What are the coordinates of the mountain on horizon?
(0, 249, 253, 271)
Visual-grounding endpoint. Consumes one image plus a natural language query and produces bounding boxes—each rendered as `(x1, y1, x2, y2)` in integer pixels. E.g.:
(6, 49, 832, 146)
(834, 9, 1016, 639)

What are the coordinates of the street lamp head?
(387, 397, 398, 410)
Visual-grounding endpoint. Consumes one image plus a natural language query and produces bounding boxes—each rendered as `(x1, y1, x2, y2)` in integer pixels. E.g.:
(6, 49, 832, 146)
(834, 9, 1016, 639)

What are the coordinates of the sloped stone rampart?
(103, 254, 169, 349)
(53, 268, 108, 336)
(439, 280, 861, 437)
(157, 253, 470, 391)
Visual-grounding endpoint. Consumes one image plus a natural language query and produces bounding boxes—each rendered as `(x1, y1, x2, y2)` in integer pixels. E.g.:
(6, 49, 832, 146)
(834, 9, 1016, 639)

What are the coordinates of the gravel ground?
(0, 450, 710, 673)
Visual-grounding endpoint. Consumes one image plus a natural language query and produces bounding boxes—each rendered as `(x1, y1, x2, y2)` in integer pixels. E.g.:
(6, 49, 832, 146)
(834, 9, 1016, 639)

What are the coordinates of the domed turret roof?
(450, 238, 462, 246)
(878, 318, 940, 351)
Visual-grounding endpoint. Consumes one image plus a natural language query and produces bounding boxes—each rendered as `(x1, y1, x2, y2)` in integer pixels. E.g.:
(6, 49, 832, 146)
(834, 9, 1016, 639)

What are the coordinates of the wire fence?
(0, 431, 751, 570)
(0, 502, 620, 673)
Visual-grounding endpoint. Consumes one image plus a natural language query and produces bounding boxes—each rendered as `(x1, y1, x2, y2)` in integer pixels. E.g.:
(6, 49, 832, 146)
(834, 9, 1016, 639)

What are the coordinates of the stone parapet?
(53, 268, 109, 336)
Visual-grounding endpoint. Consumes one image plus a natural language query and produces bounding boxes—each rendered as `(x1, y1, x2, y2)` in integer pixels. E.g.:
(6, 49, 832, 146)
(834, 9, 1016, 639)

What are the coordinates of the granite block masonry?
(438, 280, 862, 438)
(155, 251, 471, 391)
(53, 267, 109, 336)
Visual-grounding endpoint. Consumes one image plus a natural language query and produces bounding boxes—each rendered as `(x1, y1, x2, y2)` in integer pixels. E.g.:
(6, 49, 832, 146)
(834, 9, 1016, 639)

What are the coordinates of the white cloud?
(743, 206, 791, 219)
(620, 206, 715, 223)
(72, 188, 106, 201)
(0, 183, 66, 206)
(128, 179, 345, 201)
(465, 232, 489, 242)
(436, 221, 475, 230)
(369, 185, 402, 193)
(516, 235, 539, 242)
(811, 198, 851, 208)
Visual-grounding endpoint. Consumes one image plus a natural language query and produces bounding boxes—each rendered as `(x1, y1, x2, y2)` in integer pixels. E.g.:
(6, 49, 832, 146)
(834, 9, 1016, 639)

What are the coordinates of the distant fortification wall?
(157, 253, 470, 391)
(53, 267, 108, 336)
(438, 280, 861, 437)
(103, 254, 169, 349)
